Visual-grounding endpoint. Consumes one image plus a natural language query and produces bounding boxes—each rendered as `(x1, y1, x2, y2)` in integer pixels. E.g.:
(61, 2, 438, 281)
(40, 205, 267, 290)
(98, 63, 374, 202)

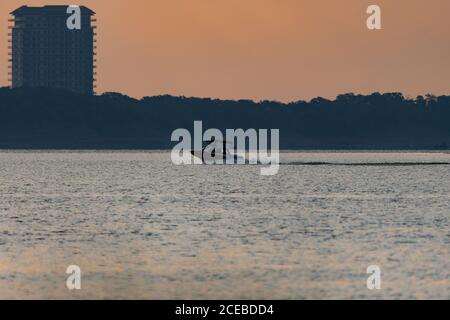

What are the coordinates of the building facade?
(8, 5, 96, 95)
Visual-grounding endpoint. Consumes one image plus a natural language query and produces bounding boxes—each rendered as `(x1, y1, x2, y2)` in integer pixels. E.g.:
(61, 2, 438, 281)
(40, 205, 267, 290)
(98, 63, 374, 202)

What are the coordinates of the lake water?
(0, 151, 449, 299)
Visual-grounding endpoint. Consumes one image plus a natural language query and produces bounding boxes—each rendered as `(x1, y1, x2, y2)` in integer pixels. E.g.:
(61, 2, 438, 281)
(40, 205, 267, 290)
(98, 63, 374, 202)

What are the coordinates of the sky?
(1, 0, 450, 102)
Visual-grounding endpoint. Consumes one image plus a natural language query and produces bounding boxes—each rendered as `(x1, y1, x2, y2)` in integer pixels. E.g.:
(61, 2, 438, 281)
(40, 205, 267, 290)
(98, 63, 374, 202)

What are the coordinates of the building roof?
(11, 5, 95, 16)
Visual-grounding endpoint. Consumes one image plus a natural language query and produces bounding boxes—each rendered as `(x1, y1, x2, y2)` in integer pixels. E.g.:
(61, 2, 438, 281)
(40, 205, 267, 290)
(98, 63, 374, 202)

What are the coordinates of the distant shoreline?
(0, 148, 448, 152)
(1, 88, 449, 151)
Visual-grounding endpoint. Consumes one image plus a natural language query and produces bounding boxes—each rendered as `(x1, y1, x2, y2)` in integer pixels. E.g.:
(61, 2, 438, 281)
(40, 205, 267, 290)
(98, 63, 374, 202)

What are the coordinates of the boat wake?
(282, 162, 450, 166)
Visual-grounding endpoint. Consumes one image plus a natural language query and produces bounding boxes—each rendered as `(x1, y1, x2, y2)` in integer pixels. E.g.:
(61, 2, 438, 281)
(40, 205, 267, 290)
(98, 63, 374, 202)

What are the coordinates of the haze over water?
(0, 151, 449, 299)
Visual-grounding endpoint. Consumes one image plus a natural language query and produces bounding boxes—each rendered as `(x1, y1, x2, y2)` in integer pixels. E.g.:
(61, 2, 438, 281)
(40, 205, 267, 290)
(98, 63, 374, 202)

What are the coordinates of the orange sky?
(1, 0, 450, 102)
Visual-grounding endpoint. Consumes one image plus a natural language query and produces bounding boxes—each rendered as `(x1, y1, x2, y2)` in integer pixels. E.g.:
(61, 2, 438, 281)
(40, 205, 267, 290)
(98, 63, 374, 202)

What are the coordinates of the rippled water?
(0, 151, 449, 299)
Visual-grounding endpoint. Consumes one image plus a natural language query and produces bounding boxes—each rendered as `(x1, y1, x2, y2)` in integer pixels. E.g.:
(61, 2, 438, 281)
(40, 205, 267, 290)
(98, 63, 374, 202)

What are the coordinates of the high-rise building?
(8, 5, 96, 95)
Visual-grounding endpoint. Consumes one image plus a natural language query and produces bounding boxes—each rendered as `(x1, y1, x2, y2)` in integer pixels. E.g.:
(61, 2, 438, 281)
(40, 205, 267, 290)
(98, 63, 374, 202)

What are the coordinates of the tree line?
(0, 87, 449, 149)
